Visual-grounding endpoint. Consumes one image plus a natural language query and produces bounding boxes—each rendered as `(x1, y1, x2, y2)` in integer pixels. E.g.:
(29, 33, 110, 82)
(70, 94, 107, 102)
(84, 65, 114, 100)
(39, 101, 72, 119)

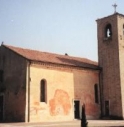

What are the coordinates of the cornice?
(30, 60, 101, 71)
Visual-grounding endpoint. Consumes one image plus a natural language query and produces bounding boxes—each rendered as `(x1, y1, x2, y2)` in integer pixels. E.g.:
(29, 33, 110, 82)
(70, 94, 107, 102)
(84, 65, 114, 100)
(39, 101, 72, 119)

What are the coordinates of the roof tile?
(3, 45, 99, 69)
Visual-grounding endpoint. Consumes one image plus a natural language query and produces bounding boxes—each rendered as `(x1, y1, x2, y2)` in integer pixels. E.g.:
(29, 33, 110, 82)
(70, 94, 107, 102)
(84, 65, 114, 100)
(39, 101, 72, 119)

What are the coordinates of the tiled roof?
(3, 45, 99, 70)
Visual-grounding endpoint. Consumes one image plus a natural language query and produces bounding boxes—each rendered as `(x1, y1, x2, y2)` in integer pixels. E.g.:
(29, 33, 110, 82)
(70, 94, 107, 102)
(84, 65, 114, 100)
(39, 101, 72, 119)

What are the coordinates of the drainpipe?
(26, 61, 31, 122)
(99, 69, 103, 118)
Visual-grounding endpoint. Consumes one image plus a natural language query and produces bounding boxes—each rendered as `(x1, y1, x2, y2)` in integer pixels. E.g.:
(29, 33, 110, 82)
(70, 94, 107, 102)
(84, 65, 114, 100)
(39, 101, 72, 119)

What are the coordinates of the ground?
(1, 120, 124, 127)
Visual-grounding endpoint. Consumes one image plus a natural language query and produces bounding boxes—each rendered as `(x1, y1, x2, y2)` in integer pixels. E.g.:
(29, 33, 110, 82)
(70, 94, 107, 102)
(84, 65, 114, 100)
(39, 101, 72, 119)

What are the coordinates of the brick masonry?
(97, 13, 124, 118)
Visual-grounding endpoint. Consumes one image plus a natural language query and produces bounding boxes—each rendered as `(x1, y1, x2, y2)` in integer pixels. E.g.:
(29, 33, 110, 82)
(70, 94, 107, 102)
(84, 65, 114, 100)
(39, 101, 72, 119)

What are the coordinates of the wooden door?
(105, 100, 109, 116)
(74, 100, 80, 119)
(0, 95, 3, 121)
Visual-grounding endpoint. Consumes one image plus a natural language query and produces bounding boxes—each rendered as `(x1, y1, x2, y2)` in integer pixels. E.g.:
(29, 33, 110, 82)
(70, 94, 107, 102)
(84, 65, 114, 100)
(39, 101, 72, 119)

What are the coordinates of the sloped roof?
(3, 44, 99, 70)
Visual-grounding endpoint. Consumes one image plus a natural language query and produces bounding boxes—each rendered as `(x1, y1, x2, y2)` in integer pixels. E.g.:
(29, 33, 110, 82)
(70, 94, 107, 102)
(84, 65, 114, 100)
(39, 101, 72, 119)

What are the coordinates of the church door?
(105, 100, 109, 116)
(74, 100, 80, 119)
(0, 95, 3, 121)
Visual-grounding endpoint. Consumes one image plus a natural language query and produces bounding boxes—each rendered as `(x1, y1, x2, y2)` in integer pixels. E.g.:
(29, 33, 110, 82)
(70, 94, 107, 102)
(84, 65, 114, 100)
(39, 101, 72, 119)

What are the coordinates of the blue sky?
(0, 0, 124, 61)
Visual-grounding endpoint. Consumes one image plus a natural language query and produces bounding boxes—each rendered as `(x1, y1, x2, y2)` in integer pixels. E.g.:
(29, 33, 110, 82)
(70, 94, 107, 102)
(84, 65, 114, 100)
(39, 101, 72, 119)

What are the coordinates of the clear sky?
(0, 0, 124, 61)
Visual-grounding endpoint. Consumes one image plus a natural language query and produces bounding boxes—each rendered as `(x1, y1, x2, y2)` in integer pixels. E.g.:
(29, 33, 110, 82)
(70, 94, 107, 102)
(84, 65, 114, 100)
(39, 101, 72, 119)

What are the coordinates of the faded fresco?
(49, 89, 71, 116)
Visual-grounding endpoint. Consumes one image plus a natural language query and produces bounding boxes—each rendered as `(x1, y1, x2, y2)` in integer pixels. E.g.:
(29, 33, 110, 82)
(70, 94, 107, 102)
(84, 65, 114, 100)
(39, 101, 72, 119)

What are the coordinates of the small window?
(40, 79, 46, 102)
(94, 84, 99, 103)
(0, 70, 3, 82)
(105, 24, 112, 38)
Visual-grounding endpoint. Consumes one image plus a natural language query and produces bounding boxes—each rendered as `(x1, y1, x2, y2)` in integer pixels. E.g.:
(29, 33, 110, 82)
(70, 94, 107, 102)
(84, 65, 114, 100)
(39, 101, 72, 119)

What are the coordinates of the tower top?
(112, 3, 117, 14)
(96, 13, 124, 22)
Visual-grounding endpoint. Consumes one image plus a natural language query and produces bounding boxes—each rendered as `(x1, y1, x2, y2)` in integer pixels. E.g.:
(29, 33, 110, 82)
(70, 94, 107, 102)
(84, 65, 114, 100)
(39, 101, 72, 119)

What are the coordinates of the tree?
(81, 104, 88, 127)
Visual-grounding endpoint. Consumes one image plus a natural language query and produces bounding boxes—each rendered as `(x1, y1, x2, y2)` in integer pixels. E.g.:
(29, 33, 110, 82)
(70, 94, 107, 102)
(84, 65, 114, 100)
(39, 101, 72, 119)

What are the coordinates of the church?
(0, 12, 124, 122)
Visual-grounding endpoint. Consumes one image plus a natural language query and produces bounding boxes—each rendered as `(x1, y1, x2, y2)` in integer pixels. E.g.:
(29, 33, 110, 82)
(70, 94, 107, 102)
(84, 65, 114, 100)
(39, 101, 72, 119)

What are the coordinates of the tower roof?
(96, 12, 124, 22)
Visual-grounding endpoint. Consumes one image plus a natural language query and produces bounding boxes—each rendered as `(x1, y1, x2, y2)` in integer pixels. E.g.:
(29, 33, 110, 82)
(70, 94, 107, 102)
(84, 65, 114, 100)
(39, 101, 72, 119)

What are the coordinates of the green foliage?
(81, 104, 88, 127)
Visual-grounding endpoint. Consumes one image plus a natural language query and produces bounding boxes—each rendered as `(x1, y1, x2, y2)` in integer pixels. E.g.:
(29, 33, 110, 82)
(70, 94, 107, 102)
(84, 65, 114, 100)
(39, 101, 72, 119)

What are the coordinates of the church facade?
(0, 12, 124, 122)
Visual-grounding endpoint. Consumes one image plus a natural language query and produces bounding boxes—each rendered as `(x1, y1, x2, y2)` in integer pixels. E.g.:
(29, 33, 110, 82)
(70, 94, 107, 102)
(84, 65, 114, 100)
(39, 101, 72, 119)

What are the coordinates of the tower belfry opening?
(105, 24, 112, 38)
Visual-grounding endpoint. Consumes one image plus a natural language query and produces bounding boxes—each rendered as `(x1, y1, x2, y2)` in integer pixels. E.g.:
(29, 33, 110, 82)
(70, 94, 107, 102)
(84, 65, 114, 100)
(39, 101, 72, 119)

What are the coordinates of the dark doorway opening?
(74, 100, 80, 119)
(0, 95, 3, 121)
(105, 100, 109, 116)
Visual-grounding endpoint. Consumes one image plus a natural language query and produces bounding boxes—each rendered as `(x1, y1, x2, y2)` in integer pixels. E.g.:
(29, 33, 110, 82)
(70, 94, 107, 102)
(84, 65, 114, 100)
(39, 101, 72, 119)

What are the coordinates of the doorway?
(74, 100, 80, 119)
(105, 100, 109, 116)
(0, 95, 3, 121)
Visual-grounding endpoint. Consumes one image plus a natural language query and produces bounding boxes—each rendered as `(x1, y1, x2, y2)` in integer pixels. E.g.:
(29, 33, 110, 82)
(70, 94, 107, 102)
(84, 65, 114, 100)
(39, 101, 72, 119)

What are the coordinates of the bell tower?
(96, 12, 124, 119)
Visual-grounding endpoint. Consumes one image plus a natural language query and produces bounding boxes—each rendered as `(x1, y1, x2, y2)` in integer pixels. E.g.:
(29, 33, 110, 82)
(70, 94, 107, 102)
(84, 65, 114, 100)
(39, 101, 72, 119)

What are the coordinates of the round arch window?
(105, 24, 112, 38)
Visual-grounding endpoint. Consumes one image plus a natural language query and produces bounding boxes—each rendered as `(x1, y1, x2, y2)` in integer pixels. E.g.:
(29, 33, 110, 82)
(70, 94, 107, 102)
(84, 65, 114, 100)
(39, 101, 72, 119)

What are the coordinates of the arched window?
(0, 70, 3, 82)
(105, 24, 112, 38)
(123, 24, 124, 35)
(94, 84, 99, 103)
(40, 79, 46, 102)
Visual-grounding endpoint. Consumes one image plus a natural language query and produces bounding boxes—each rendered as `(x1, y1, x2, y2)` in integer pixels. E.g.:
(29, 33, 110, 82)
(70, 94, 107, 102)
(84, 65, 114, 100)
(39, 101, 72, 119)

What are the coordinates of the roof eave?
(30, 60, 100, 71)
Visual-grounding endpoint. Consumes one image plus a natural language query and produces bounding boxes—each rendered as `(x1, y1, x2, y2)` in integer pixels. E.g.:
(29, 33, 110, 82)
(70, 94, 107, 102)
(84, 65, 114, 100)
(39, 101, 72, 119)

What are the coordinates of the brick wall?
(117, 14, 124, 119)
(97, 13, 124, 118)
(0, 46, 27, 122)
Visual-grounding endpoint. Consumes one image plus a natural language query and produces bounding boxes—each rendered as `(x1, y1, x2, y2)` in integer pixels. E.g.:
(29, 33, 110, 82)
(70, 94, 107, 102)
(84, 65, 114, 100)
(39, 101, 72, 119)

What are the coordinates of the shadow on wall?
(73, 69, 100, 120)
(57, 57, 98, 69)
